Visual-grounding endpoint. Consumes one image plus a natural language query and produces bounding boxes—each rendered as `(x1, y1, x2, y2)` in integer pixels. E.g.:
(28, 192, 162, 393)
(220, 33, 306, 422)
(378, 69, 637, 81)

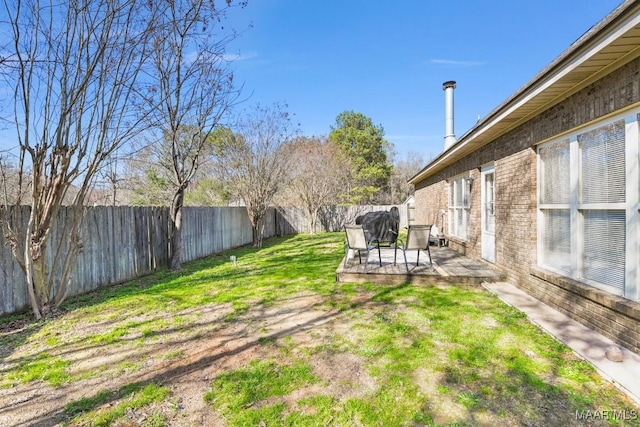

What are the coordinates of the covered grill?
(355, 207, 400, 244)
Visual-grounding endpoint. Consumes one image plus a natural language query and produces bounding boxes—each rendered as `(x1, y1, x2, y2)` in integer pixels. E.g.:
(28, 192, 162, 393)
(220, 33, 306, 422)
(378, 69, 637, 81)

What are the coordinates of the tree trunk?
(309, 206, 321, 235)
(32, 254, 49, 308)
(24, 249, 43, 320)
(24, 211, 45, 319)
(170, 190, 184, 271)
(251, 213, 265, 248)
(53, 205, 85, 307)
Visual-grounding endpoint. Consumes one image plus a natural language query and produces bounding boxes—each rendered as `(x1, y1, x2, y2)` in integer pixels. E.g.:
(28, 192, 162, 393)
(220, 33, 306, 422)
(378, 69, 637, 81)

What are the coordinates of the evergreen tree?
(329, 111, 392, 204)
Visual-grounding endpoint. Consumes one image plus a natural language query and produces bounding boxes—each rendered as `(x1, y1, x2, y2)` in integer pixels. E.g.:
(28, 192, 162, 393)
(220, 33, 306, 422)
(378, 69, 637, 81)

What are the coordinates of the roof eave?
(410, 0, 640, 185)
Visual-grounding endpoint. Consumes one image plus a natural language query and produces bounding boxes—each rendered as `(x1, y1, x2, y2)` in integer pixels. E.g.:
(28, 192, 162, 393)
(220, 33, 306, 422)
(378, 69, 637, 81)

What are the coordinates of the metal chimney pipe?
(443, 80, 456, 150)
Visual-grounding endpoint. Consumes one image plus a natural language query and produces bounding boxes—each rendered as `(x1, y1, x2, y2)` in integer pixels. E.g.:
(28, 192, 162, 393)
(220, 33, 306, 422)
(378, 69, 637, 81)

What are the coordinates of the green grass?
(1, 233, 638, 426)
(64, 382, 170, 426)
(204, 359, 320, 426)
(2, 351, 71, 387)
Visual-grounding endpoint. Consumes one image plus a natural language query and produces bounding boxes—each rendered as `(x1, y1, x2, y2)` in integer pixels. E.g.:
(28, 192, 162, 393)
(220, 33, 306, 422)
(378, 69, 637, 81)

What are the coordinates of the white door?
(481, 165, 496, 263)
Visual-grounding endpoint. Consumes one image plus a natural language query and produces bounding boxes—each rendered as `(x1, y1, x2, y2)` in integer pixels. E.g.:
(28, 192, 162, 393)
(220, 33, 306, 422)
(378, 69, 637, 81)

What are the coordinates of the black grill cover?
(355, 207, 400, 244)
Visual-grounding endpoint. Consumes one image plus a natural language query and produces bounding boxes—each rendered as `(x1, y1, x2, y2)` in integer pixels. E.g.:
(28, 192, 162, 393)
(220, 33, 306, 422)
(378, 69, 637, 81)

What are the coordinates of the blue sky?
(223, 0, 625, 162)
(0, 1, 625, 165)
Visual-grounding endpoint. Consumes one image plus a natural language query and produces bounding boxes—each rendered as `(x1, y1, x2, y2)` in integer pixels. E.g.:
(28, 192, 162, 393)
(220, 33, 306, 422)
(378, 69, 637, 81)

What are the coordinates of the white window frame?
(448, 174, 471, 240)
(538, 139, 571, 275)
(537, 107, 640, 301)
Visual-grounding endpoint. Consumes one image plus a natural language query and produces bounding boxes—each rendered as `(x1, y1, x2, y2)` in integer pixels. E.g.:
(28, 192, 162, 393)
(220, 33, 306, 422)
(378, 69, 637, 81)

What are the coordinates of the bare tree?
(121, 143, 228, 207)
(0, 0, 152, 318)
(100, 154, 124, 206)
(0, 155, 29, 206)
(388, 151, 425, 203)
(79, 153, 126, 206)
(121, 145, 174, 206)
(211, 103, 298, 247)
(287, 136, 351, 233)
(138, 0, 243, 271)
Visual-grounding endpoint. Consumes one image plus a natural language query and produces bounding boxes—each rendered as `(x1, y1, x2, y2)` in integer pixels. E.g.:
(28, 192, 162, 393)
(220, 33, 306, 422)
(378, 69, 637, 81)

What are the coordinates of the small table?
(437, 234, 447, 247)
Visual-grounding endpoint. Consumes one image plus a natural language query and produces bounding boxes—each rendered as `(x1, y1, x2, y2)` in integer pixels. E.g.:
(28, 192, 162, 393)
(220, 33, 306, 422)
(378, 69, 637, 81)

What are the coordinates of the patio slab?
(336, 245, 504, 285)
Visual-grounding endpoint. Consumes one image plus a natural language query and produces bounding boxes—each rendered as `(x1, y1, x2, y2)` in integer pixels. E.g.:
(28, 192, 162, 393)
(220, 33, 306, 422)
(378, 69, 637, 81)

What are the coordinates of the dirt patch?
(0, 292, 373, 426)
(2, 285, 635, 427)
(310, 351, 377, 399)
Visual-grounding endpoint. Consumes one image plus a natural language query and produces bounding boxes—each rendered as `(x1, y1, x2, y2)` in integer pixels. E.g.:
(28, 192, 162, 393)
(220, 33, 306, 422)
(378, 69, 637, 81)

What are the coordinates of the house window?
(448, 175, 470, 240)
(539, 139, 571, 273)
(579, 122, 626, 291)
(538, 114, 636, 299)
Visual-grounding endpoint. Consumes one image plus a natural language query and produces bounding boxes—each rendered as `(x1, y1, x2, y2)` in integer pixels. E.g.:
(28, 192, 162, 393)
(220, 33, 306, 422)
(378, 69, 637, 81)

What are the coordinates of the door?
(481, 165, 496, 263)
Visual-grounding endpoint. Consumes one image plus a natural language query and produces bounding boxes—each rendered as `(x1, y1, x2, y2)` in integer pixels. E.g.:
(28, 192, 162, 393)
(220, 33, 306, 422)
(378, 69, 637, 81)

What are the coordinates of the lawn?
(0, 233, 638, 426)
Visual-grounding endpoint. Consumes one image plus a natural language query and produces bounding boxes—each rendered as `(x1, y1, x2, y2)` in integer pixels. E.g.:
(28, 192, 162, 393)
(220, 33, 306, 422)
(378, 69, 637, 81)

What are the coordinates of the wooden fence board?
(0, 204, 403, 316)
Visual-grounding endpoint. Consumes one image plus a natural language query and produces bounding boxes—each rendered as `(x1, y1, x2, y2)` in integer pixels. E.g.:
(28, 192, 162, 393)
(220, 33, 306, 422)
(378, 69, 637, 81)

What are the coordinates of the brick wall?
(494, 149, 536, 269)
(414, 180, 447, 236)
(414, 56, 640, 354)
(527, 268, 640, 354)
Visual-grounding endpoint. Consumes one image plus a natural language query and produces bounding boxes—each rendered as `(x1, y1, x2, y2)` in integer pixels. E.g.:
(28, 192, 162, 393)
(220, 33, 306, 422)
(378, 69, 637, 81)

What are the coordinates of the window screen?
(540, 140, 570, 204)
(449, 176, 470, 240)
(582, 210, 626, 294)
(579, 120, 625, 204)
(541, 209, 571, 274)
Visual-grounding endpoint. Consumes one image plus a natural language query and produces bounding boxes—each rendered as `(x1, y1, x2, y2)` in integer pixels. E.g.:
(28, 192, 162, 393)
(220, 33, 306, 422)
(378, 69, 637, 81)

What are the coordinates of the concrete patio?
(336, 245, 504, 285)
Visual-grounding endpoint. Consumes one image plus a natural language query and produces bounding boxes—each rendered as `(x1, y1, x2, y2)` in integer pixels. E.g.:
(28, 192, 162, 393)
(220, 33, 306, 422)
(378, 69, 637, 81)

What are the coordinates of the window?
(483, 171, 495, 234)
(539, 139, 571, 273)
(449, 175, 470, 240)
(579, 121, 626, 292)
(538, 114, 637, 299)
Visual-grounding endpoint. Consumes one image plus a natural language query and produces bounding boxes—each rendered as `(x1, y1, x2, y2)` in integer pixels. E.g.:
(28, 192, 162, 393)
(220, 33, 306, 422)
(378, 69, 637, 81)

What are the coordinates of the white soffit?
(411, 2, 640, 184)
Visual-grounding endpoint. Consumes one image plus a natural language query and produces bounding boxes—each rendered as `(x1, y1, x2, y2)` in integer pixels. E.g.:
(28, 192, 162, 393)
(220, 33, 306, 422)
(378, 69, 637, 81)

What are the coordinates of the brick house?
(410, 0, 640, 354)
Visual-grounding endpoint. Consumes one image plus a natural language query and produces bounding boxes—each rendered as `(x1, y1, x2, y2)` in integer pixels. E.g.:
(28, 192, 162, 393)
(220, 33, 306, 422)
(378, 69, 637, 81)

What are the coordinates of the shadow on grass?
(4, 232, 637, 426)
(0, 234, 306, 360)
(17, 282, 410, 426)
(6, 279, 639, 426)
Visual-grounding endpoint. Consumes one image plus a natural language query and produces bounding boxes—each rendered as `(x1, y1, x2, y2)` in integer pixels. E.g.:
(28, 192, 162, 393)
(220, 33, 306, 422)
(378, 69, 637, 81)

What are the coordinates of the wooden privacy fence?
(0, 204, 403, 316)
(276, 205, 407, 234)
(0, 206, 256, 316)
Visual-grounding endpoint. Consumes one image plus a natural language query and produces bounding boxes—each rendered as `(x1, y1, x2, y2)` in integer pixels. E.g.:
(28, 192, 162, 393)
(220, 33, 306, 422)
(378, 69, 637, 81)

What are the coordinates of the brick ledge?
(529, 266, 640, 321)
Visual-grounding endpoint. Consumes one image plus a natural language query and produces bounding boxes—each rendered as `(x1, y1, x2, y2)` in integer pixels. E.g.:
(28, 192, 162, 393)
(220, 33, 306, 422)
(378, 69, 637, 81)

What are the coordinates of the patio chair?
(401, 224, 434, 270)
(343, 224, 378, 273)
